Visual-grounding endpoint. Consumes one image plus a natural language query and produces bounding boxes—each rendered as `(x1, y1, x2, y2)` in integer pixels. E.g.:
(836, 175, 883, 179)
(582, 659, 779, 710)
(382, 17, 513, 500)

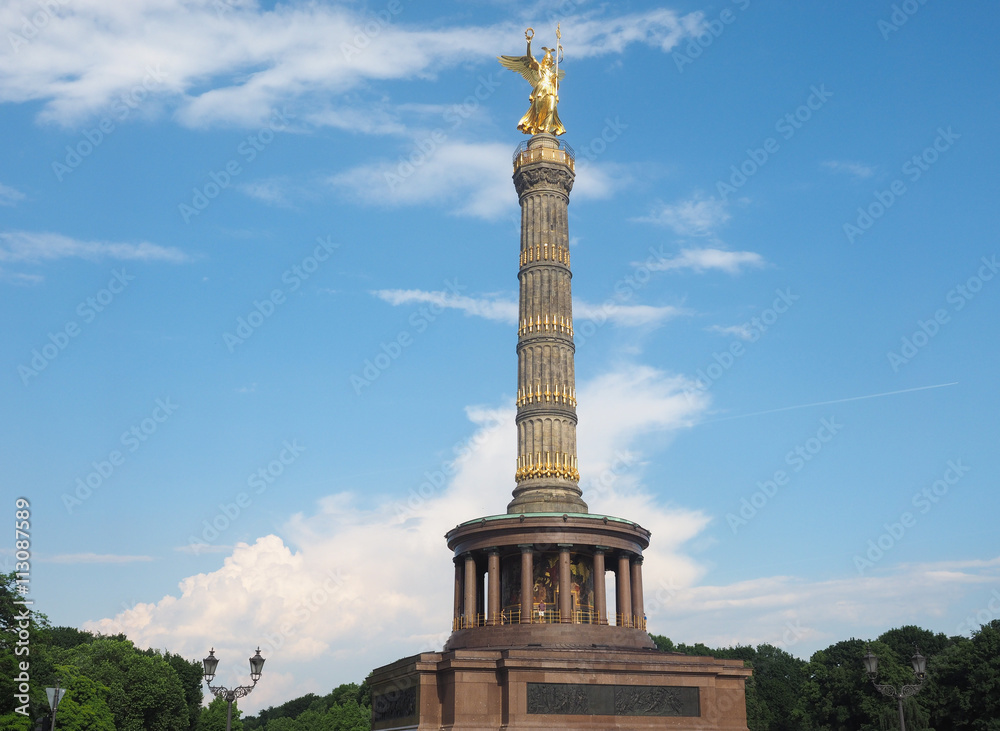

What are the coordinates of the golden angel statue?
(497, 27, 566, 136)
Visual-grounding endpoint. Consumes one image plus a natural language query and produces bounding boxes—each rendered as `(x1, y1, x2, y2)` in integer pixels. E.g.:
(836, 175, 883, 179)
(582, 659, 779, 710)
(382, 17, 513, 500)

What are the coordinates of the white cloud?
(330, 141, 514, 219)
(647, 247, 764, 274)
(0, 2, 703, 129)
(647, 559, 1000, 653)
(0, 183, 25, 206)
(574, 300, 689, 328)
(373, 288, 687, 329)
(332, 139, 627, 219)
(707, 323, 756, 340)
(822, 160, 877, 179)
(373, 288, 518, 323)
(239, 179, 293, 207)
(636, 192, 730, 236)
(0, 231, 192, 264)
(86, 364, 713, 711)
(83, 362, 1000, 705)
(44, 553, 154, 564)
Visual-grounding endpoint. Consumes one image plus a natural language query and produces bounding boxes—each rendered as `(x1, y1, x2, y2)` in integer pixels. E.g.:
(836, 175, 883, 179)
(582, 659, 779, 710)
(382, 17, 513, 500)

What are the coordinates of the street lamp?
(863, 644, 927, 731)
(202, 647, 265, 731)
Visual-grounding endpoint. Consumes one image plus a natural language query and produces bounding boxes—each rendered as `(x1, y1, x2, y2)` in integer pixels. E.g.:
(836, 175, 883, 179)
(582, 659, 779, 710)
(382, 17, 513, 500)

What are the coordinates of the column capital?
(518, 544, 534, 552)
(557, 543, 574, 549)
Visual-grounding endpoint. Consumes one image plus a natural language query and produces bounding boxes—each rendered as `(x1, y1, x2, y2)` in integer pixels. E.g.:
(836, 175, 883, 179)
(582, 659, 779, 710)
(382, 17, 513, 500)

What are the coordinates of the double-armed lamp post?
(862, 645, 927, 731)
(202, 647, 265, 731)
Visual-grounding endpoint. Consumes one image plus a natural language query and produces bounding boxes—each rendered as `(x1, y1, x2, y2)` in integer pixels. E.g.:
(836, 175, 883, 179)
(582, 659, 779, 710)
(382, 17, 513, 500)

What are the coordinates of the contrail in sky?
(697, 381, 959, 425)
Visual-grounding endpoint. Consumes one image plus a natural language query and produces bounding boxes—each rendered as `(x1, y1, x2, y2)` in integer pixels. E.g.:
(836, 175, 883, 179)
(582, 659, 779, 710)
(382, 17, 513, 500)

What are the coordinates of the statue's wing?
(497, 54, 539, 86)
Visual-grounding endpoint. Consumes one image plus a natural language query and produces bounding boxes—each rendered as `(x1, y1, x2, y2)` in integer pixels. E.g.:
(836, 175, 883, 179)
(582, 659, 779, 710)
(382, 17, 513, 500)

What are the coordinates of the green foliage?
(73, 638, 189, 731)
(48, 626, 99, 650)
(197, 695, 243, 731)
(45, 664, 117, 731)
(0, 572, 51, 720)
(244, 683, 371, 731)
(922, 620, 1000, 730)
(164, 651, 205, 729)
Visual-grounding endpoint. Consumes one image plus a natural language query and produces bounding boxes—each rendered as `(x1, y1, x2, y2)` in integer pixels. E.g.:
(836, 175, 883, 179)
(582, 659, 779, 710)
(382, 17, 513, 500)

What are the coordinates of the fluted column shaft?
(508, 134, 587, 515)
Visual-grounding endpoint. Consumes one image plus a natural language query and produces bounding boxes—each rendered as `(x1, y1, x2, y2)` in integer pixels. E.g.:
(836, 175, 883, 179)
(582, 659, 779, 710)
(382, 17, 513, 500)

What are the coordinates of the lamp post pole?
(862, 645, 927, 731)
(45, 679, 64, 731)
(202, 647, 265, 731)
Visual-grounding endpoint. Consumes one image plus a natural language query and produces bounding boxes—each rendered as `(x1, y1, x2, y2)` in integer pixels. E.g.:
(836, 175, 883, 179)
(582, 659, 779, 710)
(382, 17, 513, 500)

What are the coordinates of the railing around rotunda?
(451, 605, 645, 630)
(512, 139, 576, 172)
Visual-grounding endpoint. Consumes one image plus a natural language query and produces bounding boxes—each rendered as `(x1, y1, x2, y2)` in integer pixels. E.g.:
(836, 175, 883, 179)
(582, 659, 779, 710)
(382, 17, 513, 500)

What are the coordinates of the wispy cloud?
(331, 142, 514, 219)
(635, 192, 730, 236)
(2, 2, 703, 129)
(239, 179, 293, 207)
(373, 288, 518, 323)
(0, 231, 192, 264)
(646, 247, 764, 274)
(89, 364, 713, 711)
(0, 183, 26, 206)
(707, 323, 756, 340)
(822, 160, 877, 180)
(374, 289, 688, 328)
(44, 553, 154, 564)
(575, 301, 689, 327)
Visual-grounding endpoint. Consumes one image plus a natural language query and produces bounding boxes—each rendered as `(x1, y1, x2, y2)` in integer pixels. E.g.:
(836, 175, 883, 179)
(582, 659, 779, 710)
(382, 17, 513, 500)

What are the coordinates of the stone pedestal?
(370, 646, 751, 731)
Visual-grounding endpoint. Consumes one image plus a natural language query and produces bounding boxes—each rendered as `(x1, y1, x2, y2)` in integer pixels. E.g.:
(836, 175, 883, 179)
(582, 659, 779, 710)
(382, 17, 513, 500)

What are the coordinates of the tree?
(73, 638, 188, 731)
(923, 620, 1000, 730)
(43, 665, 116, 731)
(163, 651, 204, 729)
(0, 572, 52, 722)
(197, 695, 243, 731)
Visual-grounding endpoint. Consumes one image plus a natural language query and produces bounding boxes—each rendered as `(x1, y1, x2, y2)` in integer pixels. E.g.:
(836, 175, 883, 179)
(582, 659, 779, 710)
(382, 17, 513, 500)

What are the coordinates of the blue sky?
(2, 0, 999, 711)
